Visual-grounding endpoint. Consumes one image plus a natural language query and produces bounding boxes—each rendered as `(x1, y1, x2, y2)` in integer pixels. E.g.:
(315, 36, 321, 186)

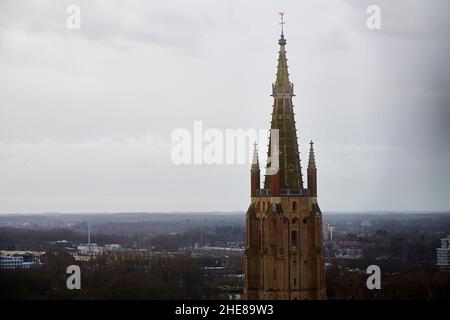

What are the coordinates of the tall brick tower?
(244, 16, 326, 300)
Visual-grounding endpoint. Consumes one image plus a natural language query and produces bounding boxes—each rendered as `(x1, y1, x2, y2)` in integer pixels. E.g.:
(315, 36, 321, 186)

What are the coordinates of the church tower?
(244, 15, 326, 300)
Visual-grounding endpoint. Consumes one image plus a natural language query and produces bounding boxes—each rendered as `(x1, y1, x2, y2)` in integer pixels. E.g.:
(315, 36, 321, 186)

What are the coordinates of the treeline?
(326, 264, 450, 300)
(0, 224, 244, 251)
(0, 227, 130, 250)
(0, 252, 222, 300)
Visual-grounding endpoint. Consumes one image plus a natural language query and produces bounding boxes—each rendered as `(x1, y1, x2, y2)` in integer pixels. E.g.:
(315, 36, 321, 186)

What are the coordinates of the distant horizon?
(1, 210, 449, 216)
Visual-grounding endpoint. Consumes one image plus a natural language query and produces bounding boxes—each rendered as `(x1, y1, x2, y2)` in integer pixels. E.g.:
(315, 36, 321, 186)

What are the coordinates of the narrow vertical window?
(291, 230, 298, 248)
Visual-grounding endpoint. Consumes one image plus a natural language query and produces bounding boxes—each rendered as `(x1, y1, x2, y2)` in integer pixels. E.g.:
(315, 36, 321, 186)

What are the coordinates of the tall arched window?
(292, 201, 297, 211)
(291, 230, 298, 248)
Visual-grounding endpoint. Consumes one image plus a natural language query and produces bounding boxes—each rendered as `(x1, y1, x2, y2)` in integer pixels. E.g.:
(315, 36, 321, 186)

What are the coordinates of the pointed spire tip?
(308, 140, 317, 170)
(252, 143, 259, 166)
(278, 12, 286, 46)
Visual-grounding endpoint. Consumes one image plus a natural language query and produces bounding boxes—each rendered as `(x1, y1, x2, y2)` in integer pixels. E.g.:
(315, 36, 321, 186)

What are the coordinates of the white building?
(0, 253, 41, 269)
(0, 255, 23, 269)
(436, 235, 450, 269)
(326, 224, 335, 242)
(335, 248, 363, 259)
(77, 243, 101, 254)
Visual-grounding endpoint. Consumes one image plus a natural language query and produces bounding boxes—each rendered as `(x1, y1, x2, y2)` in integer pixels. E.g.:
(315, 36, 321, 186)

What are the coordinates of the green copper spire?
(264, 19, 304, 192)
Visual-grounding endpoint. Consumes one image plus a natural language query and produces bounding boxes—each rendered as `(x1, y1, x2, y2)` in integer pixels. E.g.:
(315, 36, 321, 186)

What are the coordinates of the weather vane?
(279, 12, 285, 35)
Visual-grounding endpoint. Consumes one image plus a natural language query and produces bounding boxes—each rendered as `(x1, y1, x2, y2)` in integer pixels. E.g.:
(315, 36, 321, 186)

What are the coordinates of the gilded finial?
(279, 12, 285, 35)
(278, 12, 286, 46)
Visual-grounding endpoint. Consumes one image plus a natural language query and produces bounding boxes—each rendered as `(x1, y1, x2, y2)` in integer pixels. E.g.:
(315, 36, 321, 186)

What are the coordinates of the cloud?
(0, 0, 220, 51)
(0, 134, 175, 212)
(0, 0, 449, 212)
(0, 133, 171, 166)
(346, 0, 450, 39)
(318, 142, 450, 211)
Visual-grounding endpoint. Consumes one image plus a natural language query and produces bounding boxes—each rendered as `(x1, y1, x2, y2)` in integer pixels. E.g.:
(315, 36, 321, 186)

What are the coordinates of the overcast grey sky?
(0, 0, 449, 213)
